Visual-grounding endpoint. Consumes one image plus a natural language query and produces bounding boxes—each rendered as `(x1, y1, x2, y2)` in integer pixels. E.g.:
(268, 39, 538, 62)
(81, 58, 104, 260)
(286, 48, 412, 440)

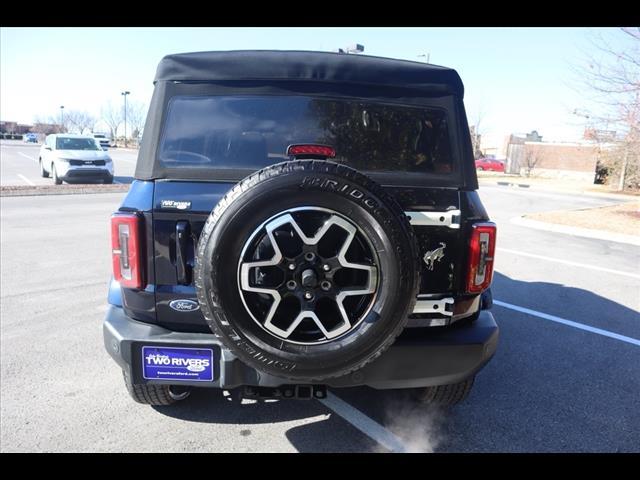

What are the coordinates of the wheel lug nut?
(322, 264, 330, 272)
(304, 291, 314, 300)
(287, 280, 297, 290)
(321, 281, 331, 291)
(288, 263, 296, 271)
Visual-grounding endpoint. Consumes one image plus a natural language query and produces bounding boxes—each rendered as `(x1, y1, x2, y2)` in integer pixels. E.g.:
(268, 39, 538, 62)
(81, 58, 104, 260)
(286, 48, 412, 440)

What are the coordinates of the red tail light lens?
(111, 213, 143, 289)
(466, 222, 496, 294)
(287, 144, 336, 158)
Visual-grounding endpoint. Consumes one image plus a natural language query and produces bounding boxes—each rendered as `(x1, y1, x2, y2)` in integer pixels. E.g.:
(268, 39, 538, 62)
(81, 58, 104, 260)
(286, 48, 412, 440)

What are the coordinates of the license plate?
(142, 346, 214, 382)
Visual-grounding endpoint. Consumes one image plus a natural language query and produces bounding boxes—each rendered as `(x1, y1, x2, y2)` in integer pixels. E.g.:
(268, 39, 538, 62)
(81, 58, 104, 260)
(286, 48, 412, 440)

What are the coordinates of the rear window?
(159, 96, 453, 174)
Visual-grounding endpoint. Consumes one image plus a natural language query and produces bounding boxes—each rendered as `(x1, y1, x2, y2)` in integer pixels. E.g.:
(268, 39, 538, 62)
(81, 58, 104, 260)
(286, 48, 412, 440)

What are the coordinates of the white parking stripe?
(18, 152, 37, 162)
(17, 174, 35, 186)
(494, 300, 640, 347)
(497, 247, 640, 280)
(318, 392, 407, 452)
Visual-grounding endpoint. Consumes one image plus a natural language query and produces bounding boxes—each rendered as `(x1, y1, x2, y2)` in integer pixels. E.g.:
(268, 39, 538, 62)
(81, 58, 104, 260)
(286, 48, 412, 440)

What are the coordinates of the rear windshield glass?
(159, 96, 453, 174)
(56, 137, 101, 151)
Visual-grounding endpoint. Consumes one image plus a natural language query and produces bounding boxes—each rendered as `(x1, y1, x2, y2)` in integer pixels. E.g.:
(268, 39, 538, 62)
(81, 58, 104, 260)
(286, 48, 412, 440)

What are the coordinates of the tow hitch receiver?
(241, 385, 327, 400)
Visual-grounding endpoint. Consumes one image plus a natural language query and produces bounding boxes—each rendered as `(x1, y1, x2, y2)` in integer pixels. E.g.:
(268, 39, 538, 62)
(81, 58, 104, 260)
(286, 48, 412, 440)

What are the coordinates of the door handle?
(175, 221, 191, 285)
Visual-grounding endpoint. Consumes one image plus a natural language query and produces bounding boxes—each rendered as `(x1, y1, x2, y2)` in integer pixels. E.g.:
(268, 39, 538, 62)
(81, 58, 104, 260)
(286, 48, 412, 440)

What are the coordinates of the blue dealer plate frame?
(142, 346, 214, 382)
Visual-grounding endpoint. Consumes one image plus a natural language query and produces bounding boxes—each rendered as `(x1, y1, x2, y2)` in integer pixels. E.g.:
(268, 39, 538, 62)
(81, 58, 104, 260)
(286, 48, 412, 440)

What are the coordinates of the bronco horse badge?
(423, 242, 446, 270)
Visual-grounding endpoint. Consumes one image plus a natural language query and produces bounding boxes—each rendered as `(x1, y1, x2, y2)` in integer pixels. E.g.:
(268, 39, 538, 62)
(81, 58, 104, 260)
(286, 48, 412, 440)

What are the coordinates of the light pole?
(60, 106, 64, 132)
(121, 91, 130, 147)
(418, 53, 431, 64)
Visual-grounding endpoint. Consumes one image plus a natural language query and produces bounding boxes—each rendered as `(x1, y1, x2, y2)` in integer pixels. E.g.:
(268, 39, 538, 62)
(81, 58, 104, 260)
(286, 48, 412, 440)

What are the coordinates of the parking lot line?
(494, 300, 640, 347)
(17, 174, 35, 186)
(18, 152, 37, 162)
(497, 248, 640, 280)
(318, 392, 407, 452)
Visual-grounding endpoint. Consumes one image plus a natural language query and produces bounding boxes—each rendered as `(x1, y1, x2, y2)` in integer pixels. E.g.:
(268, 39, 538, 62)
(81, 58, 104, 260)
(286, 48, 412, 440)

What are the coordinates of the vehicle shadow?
(153, 388, 324, 425)
(152, 270, 640, 452)
(152, 388, 377, 451)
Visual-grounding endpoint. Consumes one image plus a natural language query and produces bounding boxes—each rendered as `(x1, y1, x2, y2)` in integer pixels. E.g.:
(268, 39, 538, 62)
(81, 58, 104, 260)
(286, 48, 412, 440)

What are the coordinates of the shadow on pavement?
(151, 271, 640, 452)
(152, 388, 378, 452)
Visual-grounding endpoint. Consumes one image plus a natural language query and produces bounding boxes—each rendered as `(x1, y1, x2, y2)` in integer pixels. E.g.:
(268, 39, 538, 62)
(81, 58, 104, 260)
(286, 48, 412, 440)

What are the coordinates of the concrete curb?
(0, 184, 129, 197)
(511, 216, 640, 246)
(480, 179, 639, 201)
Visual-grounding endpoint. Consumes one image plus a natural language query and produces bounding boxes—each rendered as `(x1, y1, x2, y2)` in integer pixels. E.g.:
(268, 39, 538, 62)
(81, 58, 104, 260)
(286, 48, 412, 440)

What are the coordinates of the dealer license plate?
(142, 346, 214, 382)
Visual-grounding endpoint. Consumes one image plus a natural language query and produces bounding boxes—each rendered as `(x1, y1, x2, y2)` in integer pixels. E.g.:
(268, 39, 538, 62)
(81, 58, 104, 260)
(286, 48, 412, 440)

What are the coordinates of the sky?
(0, 27, 631, 148)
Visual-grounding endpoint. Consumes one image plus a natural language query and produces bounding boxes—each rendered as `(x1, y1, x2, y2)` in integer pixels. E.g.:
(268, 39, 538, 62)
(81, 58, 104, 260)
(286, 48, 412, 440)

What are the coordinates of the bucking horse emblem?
(423, 242, 446, 271)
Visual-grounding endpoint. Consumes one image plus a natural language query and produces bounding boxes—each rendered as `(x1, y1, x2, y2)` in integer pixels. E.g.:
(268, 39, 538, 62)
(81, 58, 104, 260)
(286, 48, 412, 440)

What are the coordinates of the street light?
(121, 91, 130, 148)
(60, 106, 64, 132)
(418, 53, 431, 64)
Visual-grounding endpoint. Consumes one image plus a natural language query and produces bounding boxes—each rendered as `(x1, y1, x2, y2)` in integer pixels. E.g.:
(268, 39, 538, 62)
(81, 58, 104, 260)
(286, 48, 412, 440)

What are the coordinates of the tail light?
(111, 213, 143, 289)
(466, 222, 496, 294)
(287, 144, 336, 158)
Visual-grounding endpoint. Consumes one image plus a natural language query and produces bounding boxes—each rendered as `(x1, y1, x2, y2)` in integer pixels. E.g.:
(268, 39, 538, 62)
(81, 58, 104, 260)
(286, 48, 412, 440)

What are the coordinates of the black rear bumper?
(103, 305, 498, 390)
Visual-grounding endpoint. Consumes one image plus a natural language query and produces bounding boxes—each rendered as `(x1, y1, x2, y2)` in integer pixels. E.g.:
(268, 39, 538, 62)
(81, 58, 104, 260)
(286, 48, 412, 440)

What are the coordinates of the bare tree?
(32, 115, 64, 135)
(65, 110, 96, 134)
(468, 106, 486, 159)
(523, 149, 539, 177)
(573, 28, 640, 191)
(101, 101, 123, 141)
(126, 101, 147, 138)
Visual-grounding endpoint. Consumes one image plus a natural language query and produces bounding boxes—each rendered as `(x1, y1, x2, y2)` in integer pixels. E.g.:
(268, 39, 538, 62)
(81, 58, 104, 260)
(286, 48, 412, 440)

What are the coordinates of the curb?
(511, 216, 640, 246)
(0, 184, 129, 197)
(480, 179, 639, 201)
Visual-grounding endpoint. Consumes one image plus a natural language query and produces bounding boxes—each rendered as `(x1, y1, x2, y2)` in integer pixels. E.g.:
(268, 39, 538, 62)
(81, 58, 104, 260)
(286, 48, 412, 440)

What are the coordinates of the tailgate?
(152, 181, 470, 332)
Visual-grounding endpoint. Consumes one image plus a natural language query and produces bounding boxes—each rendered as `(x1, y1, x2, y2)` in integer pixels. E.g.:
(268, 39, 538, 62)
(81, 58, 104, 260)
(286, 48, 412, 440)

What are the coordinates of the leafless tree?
(573, 28, 640, 191)
(32, 115, 64, 134)
(126, 101, 147, 138)
(101, 101, 123, 141)
(523, 149, 539, 177)
(468, 106, 486, 158)
(65, 110, 96, 134)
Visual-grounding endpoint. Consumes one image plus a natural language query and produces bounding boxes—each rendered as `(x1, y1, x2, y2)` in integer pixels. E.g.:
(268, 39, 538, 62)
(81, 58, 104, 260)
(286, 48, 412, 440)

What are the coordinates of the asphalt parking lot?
(1, 143, 639, 452)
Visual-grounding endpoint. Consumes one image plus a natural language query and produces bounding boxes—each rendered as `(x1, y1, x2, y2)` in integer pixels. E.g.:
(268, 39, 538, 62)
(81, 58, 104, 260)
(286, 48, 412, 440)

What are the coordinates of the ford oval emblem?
(169, 299, 200, 312)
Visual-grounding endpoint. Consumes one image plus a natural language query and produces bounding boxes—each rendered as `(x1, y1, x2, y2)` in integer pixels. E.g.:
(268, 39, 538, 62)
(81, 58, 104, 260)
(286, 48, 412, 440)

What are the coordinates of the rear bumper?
(103, 305, 499, 390)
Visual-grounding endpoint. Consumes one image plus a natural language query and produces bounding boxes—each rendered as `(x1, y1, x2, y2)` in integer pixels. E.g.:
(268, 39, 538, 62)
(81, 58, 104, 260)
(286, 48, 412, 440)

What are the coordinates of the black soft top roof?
(154, 50, 464, 97)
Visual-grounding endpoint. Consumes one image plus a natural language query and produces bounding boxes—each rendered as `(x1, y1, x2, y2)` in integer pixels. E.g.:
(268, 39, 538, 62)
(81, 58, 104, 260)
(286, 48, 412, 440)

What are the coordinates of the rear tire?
(412, 376, 475, 406)
(52, 164, 62, 185)
(122, 370, 191, 406)
(40, 159, 49, 178)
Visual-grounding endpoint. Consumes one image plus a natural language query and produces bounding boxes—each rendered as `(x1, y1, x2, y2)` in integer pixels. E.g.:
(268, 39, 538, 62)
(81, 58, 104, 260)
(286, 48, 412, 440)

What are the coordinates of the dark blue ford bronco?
(104, 50, 499, 406)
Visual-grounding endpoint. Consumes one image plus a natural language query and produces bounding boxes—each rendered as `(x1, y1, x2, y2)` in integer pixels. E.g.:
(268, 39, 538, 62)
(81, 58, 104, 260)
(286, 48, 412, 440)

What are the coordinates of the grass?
(526, 201, 640, 236)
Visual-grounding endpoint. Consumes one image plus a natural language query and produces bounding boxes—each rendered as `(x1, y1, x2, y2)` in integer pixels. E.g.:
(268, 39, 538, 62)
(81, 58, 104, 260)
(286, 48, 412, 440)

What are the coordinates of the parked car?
(475, 157, 505, 172)
(23, 133, 38, 143)
(93, 133, 113, 149)
(104, 51, 498, 407)
(39, 134, 114, 184)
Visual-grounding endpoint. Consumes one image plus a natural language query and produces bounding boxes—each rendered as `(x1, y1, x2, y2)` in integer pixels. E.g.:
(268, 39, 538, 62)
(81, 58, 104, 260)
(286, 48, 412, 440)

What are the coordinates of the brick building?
(504, 131, 611, 182)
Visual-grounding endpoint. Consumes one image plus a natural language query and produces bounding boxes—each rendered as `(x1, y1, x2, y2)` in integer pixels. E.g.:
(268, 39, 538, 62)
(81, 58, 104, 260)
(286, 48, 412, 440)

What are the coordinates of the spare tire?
(194, 160, 420, 381)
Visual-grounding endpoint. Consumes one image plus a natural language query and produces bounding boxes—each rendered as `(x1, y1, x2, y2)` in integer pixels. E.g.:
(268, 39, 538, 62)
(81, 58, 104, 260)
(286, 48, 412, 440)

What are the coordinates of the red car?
(475, 157, 505, 172)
